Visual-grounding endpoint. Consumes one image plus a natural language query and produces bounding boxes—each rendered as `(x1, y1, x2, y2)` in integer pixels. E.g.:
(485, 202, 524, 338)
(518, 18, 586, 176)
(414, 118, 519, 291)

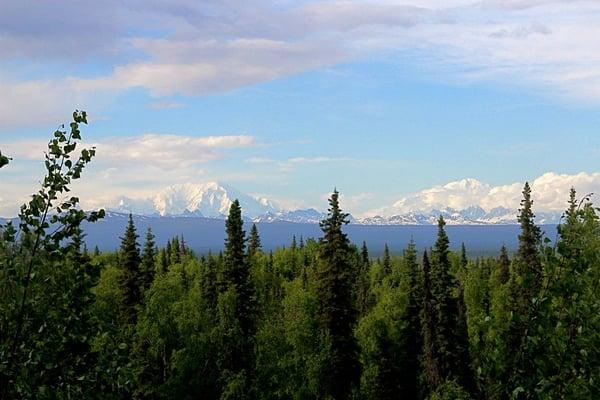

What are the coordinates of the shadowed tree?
(218, 199, 256, 393)
(140, 227, 156, 292)
(315, 189, 360, 399)
(421, 250, 441, 388)
(496, 245, 510, 285)
(247, 223, 262, 258)
(119, 214, 142, 323)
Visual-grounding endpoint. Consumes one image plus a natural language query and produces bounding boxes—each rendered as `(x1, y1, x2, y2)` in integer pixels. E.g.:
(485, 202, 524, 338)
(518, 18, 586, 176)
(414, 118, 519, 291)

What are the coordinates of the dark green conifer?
(514, 182, 542, 288)
(496, 244, 510, 285)
(201, 254, 219, 310)
(140, 227, 156, 292)
(421, 250, 441, 388)
(401, 239, 422, 398)
(158, 248, 168, 274)
(503, 183, 544, 396)
(247, 223, 261, 258)
(291, 235, 297, 251)
(119, 214, 142, 323)
(315, 189, 360, 399)
(179, 235, 187, 256)
(357, 241, 372, 315)
(222, 199, 256, 355)
(165, 240, 172, 266)
(460, 242, 468, 271)
(430, 216, 455, 379)
(171, 237, 181, 264)
(380, 243, 392, 281)
(430, 216, 473, 391)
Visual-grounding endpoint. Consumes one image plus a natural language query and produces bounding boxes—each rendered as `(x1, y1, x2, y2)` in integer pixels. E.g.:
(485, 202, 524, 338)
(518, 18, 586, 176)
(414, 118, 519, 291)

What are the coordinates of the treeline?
(1, 113, 600, 399)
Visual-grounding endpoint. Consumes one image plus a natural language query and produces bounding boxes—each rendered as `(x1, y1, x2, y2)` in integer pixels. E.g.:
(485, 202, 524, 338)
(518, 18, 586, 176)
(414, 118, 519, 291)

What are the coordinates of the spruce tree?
(291, 235, 297, 251)
(430, 216, 473, 392)
(158, 248, 168, 274)
(460, 243, 468, 271)
(496, 244, 510, 285)
(140, 227, 156, 292)
(165, 241, 172, 267)
(504, 183, 544, 396)
(247, 223, 262, 258)
(430, 216, 455, 379)
(179, 235, 187, 256)
(119, 214, 142, 323)
(455, 245, 474, 394)
(402, 239, 422, 398)
(514, 181, 542, 289)
(357, 241, 372, 315)
(421, 250, 441, 388)
(221, 199, 256, 370)
(171, 237, 181, 264)
(315, 189, 359, 399)
(380, 243, 392, 282)
(201, 254, 219, 311)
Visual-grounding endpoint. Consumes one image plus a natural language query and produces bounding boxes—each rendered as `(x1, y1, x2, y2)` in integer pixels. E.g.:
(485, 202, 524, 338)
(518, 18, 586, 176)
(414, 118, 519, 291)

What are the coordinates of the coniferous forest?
(2, 113, 600, 400)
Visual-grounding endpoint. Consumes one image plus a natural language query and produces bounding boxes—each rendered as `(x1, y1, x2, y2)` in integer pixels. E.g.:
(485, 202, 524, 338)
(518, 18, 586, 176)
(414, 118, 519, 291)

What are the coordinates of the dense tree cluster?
(2, 114, 600, 399)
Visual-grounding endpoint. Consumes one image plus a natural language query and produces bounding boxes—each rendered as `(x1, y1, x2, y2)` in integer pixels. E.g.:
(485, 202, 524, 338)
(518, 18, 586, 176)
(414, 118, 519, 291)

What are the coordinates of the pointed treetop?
(247, 222, 262, 257)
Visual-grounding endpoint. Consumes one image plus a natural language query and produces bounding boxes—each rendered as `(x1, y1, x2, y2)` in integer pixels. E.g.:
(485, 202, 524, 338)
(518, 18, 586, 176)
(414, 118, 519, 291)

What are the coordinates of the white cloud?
(368, 172, 600, 217)
(95, 134, 255, 169)
(3, 133, 254, 168)
(333, 192, 376, 213)
(2, 0, 600, 129)
(0, 133, 256, 216)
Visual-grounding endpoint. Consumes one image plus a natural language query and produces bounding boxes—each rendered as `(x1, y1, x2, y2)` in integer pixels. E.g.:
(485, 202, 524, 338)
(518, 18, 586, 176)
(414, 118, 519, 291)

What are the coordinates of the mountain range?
(105, 181, 563, 225)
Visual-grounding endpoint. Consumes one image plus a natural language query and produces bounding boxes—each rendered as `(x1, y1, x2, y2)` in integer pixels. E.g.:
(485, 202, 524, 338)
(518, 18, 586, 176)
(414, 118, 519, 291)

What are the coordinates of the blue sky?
(1, 0, 600, 216)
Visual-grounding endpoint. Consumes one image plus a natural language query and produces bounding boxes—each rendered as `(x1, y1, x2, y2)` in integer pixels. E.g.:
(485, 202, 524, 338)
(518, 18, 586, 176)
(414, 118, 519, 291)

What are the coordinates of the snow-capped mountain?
(254, 209, 327, 224)
(361, 206, 563, 225)
(106, 180, 563, 225)
(109, 182, 278, 218)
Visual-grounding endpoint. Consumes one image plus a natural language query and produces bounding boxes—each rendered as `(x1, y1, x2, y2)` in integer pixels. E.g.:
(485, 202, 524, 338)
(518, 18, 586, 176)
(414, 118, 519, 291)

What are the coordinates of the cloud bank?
(366, 172, 600, 218)
(2, 0, 600, 127)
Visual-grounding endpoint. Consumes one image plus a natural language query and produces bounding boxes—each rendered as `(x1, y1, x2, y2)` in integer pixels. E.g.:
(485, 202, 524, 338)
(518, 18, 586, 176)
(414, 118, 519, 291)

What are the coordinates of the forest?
(1, 112, 599, 399)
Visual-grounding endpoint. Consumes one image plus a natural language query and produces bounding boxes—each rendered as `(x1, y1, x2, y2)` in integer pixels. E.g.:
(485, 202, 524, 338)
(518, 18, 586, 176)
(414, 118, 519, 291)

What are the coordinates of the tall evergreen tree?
(460, 243, 468, 271)
(247, 223, 262, 258)
(179, 235, 187, 255)
(504, 183, 544, 396)
(165, 240, 172, 267)
(430, 216, 455, 380)
(514, 181, 542, 289)
(401, 239, 422, 398)
(119, 214, 142, 323)
(455, 244, 474, 394)
(430, 216, 473, 392)
(315, 189, 360, 399)
(171, 237, 181, 264)
(291, 235, 297, 251)
(496, 244, 510, 285)
(140, 227, 156, 292)
(220, 199, 256, 377)
(357, 241, 372, 315)
(158, 248, 168, 274)
(380, 243, 392, 282)
(421, 250, 441, 388)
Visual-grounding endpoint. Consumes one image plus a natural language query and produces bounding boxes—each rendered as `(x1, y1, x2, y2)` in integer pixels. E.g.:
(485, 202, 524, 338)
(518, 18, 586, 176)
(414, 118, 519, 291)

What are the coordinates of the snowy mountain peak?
(108, 181, 279, 218)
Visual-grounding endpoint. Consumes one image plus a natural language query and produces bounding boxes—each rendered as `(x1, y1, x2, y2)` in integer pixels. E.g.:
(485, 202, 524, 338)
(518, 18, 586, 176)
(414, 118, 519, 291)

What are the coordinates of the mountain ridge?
(104, 181, 563, 225)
